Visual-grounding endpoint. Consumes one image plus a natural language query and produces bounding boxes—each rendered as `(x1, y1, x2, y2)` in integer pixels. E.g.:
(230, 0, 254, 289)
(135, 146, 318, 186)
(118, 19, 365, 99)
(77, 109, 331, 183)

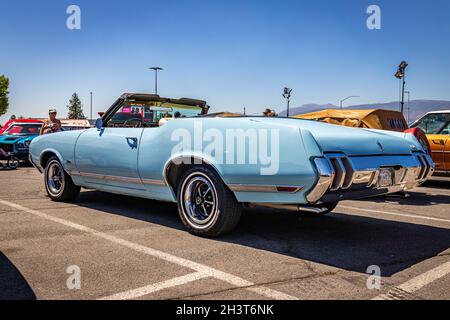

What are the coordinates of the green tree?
(67, 92, 86, 119)
(0, 75, 9, 117)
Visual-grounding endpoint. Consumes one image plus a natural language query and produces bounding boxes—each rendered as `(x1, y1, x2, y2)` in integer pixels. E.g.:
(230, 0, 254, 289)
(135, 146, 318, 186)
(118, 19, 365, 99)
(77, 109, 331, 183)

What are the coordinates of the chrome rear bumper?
(307, 152, 434, 204)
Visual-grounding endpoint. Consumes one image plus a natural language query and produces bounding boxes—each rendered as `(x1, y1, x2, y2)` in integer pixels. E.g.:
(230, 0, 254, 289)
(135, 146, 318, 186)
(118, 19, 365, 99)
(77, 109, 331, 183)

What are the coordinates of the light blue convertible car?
(29, 93, 434, 237)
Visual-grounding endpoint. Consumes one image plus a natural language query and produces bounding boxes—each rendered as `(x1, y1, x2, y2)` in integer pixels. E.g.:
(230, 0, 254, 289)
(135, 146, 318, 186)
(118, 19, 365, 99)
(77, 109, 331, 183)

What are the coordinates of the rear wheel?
(177, 166, 242, 237)
(44, 157, 80, 202)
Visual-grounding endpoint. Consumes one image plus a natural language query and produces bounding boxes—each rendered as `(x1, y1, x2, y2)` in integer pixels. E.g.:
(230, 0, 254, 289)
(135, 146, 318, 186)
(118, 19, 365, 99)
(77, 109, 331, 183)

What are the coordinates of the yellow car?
(411, 111, 450, 174)
(293, 108, 433, 168)
(293, 109, 409, 132)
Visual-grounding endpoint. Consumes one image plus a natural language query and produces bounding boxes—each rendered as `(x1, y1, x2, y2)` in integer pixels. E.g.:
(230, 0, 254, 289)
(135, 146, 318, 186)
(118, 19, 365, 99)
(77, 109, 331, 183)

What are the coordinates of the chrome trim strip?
(421, 155, 432, 179)
(341, 157, 355, 189)
(306, 158, 334, 203)
(228, 184, 303, 193)
(142, 178, 167, 186)
(330, 157, 346, 191)
(434, 170, 450, 176)
(248, 203, 329, 214)
(416, 156, 426, 180)
(368, 170, 379, 187)
(70, 171, 141, 183)
(69, 171, 166, 186)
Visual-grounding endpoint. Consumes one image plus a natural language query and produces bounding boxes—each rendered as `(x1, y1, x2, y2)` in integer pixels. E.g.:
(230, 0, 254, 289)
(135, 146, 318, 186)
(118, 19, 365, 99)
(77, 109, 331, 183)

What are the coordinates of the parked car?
(29, 93, 434, 237)
(293, 109, 431, 155)
(0, 118, 43, 134)
(410, 110, 450, 175)
(294, 109, 408, 131)
(60, 119, 92, 131)
(0, 122, 42, 168)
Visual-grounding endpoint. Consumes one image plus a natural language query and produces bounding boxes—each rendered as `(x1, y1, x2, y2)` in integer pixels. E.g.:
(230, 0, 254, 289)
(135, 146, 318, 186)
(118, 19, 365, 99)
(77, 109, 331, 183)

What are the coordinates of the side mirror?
(95, 118, 103, 130)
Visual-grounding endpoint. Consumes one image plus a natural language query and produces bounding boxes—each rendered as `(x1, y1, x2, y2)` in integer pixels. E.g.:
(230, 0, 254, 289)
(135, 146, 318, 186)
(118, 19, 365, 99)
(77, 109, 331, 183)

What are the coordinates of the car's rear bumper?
(307, 152, 434, 204)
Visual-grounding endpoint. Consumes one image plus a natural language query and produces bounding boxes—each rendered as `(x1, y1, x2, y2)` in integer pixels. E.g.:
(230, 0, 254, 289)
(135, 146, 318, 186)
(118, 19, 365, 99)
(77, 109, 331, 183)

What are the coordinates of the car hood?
(0, 134, 37, 144)
(240, 117, 421, 156)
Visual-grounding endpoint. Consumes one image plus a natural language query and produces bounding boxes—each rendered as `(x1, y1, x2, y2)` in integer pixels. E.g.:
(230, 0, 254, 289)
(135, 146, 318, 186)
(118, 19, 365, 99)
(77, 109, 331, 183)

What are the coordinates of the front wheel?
(177, 166, 242, 237)
(44, 157, 80, 202)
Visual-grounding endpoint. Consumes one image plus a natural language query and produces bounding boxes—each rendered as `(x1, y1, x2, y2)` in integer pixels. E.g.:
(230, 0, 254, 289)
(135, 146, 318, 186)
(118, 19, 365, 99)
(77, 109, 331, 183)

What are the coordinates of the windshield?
(107, 102, 204, 127)
(110, 112, 143, 122)
(413, 113, 450, 134)
(4, 123, 41, 135)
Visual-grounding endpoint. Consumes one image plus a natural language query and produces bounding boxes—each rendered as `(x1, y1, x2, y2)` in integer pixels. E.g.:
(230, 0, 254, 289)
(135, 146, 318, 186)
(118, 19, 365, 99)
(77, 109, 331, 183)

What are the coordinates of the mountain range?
(279, 100, 450, 122)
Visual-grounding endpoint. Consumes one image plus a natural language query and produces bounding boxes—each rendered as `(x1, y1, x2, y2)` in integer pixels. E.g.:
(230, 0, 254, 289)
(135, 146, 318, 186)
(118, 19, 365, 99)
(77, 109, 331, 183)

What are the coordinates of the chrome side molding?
(248, 203, 329, 214)
(69, 171, 167, 186)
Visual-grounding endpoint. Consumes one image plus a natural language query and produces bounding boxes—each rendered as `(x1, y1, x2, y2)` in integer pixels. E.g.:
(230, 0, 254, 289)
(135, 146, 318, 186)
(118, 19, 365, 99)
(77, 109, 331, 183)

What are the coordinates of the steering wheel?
(123, 118, 144, 128)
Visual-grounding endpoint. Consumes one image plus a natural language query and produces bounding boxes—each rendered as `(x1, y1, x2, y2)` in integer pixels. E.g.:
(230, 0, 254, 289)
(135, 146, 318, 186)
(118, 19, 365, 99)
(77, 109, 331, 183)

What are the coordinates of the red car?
(0, 119, 43, 134)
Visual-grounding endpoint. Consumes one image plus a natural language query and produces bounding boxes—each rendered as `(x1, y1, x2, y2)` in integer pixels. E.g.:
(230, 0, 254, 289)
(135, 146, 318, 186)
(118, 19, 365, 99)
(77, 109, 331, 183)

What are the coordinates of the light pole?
(339, 96, 359, 109)
(405, 90, 411, 124)
(283, 87, 293, 117)
(149, 67, 163, 94)
(90, 92, 93, 120)
(395, 61, 408, 113)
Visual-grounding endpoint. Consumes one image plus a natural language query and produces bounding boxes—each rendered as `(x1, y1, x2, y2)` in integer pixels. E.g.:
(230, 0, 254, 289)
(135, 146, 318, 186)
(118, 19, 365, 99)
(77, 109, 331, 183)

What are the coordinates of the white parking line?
(373, 261, 450, 300)
(338, 205, 450, 224)
(0, 199, 298, 300)
(98, 272, 208, 300)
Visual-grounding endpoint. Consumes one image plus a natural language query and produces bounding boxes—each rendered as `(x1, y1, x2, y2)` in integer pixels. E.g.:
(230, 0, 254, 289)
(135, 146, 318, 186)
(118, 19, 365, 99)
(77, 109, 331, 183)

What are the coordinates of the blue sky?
(1, 0, 450, 122)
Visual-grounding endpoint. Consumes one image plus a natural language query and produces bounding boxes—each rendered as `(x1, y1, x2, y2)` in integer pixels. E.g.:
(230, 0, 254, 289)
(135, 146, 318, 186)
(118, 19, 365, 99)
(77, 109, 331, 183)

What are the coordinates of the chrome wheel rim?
(8, 158, 19, 169)
(181, 173, 218, 228)
(47, 161, 64, 196)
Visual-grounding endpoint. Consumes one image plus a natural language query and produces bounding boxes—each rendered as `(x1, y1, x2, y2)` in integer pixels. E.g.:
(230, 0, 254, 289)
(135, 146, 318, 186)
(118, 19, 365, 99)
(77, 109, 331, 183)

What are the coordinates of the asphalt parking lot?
(0, 166, 449, 300)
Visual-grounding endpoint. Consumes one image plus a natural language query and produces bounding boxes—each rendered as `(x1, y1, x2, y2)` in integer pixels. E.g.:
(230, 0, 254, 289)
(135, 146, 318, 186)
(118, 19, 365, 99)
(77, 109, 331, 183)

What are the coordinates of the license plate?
(377, 168, 394, 187)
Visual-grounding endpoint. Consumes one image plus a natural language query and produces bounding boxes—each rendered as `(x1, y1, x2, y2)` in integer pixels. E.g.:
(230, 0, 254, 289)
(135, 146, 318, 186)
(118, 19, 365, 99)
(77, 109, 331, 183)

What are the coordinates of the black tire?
(7, 157, 20, 169)
(177, 166, 242, 237)
(44, 157, 80, 202)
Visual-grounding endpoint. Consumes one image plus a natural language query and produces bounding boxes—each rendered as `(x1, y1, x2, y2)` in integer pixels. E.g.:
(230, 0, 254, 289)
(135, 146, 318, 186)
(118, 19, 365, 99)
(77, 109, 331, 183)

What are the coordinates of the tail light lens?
(404, 128, 432, 156)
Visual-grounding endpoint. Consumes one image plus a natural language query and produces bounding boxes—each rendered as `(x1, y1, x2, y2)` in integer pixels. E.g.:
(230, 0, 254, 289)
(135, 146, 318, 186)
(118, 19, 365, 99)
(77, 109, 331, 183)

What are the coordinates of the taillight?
(404, 128, 432, 156)
(276, 186, 302, 193)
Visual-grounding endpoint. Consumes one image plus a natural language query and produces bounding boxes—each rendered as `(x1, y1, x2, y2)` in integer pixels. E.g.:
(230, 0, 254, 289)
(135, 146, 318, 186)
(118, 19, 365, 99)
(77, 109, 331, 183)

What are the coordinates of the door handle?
(432, 139, 445, 145)
(126, 137, 138, 149)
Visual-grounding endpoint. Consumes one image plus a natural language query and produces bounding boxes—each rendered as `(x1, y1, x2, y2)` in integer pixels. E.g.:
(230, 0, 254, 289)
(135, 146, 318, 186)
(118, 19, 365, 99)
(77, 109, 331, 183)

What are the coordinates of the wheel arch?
(40, 149, 64, 169)
(163, 155, 227, 197)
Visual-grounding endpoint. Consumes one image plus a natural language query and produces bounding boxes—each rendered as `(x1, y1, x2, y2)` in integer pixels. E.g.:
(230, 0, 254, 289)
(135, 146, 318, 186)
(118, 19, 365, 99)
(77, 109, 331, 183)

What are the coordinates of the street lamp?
(339, 96, 359, 109)
(148, 67, 163, 94)
(395, 61, 408, 113)
(90, 92, 93, 120)
(283, 87, 293, 117)
(405, 90, 411, 124)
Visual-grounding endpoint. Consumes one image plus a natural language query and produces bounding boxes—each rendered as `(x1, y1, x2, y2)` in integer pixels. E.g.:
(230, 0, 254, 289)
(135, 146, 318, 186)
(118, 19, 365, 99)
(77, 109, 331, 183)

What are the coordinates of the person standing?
(40, 108, 62, 135)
